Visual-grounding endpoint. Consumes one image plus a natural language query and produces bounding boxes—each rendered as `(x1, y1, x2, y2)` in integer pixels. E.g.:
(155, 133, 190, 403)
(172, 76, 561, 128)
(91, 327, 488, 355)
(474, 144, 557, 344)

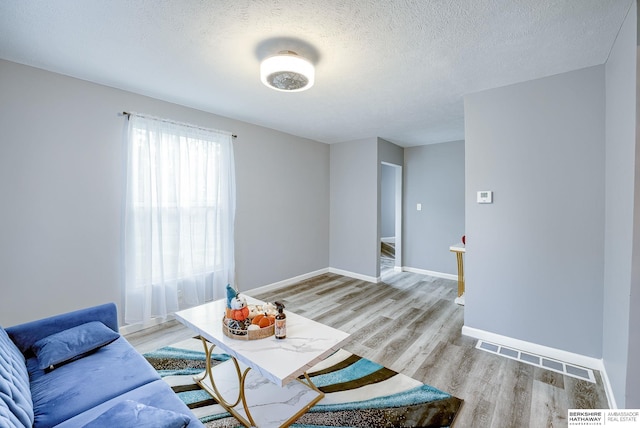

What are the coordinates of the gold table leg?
(294, 372, 325, 417)
(194, 337, 326, 427)
(195, 337, 256, 427)
(455, 251, 464, 297)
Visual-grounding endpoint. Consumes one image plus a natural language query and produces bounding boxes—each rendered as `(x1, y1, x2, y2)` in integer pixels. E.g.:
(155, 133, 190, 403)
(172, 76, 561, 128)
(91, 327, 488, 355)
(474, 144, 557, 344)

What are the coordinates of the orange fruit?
(258, 317, 271, 328)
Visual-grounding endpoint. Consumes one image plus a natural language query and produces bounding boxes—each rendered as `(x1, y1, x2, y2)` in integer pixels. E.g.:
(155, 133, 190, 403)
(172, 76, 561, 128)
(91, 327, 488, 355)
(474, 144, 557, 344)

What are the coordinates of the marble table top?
(175, 296, 351, 387)
(450, 243, 465, 252)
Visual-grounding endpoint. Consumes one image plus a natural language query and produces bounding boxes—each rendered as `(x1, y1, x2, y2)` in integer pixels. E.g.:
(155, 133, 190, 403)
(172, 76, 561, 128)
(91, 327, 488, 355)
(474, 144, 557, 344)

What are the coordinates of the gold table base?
(194, 337, 325, 427)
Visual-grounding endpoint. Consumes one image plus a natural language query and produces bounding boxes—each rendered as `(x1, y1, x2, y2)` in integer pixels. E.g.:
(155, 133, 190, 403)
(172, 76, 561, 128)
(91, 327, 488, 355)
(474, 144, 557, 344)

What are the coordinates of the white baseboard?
(461, 326, 603, 370)
(462, 325, 616, 408)
(243, 267, 380, 295)
(243, 268, 330, 296)
(599, 362, 618, 409)
(328, 267, 380, 283)
(402, 266, 457, 281)
(243, 266, 451, 298)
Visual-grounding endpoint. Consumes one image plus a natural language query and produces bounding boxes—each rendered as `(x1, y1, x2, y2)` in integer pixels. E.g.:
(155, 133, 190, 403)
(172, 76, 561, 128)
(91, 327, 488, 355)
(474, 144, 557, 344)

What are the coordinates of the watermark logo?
(568, 410, 640, 427)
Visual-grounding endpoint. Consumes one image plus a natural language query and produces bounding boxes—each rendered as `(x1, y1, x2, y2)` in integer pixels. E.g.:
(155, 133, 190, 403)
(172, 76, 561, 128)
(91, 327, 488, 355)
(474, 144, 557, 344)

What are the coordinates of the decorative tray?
(222, 317, 274, 340)
(222, 304, 276, 340)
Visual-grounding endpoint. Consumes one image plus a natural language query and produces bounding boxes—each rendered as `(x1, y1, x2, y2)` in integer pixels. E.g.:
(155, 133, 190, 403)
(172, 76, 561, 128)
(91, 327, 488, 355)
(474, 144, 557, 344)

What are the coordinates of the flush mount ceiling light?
(260, 50, 314, 92)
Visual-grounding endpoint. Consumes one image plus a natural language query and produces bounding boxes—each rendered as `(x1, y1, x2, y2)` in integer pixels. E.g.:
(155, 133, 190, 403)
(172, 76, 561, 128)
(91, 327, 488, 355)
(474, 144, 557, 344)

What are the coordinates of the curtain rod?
(122, 111, 237, 138)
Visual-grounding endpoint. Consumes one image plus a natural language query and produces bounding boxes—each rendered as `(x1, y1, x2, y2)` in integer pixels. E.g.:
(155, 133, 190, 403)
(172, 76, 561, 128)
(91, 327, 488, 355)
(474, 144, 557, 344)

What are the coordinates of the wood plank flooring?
(126, 265, 609, 428)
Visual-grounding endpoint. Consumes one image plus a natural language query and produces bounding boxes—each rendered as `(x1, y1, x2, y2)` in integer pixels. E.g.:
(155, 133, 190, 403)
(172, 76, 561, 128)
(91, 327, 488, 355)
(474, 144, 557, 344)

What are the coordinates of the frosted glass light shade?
(260, 51, 314, 92)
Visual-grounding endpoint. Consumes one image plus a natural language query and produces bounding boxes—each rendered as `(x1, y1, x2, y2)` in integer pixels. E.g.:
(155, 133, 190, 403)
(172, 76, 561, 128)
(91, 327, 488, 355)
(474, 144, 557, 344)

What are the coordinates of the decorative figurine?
(229, 294, 250, 321)
(226, 284, 238, 308)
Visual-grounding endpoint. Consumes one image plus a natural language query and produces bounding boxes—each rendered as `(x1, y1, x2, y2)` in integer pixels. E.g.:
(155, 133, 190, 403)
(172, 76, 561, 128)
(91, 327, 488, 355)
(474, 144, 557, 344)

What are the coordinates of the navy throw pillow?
(32, 321, 120, 370)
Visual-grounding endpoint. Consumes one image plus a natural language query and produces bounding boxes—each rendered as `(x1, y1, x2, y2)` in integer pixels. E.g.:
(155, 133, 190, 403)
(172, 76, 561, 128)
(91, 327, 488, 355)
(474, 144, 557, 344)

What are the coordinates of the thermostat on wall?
(477, 190, 493, 204)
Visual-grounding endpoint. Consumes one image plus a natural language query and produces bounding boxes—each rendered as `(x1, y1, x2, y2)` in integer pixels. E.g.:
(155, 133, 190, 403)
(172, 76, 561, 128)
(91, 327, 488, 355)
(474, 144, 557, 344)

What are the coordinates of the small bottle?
(275, 301, 286, 339)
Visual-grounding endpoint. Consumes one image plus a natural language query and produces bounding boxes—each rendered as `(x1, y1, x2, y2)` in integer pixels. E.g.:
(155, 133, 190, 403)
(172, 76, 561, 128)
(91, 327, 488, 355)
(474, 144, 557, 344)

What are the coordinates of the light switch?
(417, 203, 422, 211)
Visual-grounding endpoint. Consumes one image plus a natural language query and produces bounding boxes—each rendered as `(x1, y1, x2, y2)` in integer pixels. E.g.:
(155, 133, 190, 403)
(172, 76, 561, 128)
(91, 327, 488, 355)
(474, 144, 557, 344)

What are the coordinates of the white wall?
(464, 66, 606, 358)
(0, 59, 330, 327)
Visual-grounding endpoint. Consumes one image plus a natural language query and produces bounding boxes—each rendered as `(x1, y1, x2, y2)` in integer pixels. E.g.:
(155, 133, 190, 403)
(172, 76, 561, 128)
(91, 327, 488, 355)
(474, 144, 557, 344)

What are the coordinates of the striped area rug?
(144, 337, 462, 427)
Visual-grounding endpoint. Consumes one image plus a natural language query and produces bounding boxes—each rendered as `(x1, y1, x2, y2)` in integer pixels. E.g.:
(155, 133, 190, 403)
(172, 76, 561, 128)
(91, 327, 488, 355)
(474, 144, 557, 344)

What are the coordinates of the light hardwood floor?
(126, 264, 608, 428)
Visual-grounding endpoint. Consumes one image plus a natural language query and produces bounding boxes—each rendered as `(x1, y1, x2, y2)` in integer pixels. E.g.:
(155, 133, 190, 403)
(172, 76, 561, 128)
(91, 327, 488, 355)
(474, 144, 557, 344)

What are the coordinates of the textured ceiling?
(0, 0, 633, 147)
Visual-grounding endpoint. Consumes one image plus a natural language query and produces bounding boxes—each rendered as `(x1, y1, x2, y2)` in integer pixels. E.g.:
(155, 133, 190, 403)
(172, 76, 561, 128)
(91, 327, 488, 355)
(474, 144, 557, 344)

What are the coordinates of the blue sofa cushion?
(81, 400, 190, 428)
(6, 303, 118, 355)
(28, 336, 161, 427)
(0, 326, 34, 428)
(32, 321, 120, 370)
(53, 379, 204, 428)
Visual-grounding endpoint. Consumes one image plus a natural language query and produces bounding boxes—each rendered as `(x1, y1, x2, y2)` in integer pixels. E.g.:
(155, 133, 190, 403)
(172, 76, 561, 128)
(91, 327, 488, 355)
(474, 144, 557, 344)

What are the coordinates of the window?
(124, 114, 235, 324)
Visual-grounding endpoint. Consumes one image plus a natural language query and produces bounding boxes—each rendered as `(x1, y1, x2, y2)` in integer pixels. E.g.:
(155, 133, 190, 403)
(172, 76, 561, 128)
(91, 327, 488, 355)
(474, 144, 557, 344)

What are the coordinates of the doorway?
(381, 162, 402, 274)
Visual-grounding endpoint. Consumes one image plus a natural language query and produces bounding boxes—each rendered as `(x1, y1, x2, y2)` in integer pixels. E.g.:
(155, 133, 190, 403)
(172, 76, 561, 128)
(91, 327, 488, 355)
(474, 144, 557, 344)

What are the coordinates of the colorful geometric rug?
(144, 337, 462, 427)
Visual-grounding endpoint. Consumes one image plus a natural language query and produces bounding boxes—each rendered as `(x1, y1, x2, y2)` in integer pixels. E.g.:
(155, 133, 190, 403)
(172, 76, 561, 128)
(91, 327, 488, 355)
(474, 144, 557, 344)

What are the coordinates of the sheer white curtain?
(124, 114, 235, 324)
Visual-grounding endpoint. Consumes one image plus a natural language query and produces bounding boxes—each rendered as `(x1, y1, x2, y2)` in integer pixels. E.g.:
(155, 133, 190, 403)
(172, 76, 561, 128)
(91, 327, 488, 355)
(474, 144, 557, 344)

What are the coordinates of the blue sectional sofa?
(0, 303, 205, 427)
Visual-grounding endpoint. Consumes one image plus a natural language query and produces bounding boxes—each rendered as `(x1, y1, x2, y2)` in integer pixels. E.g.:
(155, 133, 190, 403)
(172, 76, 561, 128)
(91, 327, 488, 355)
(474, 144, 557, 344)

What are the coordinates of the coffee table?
(174, 296, 350, 427)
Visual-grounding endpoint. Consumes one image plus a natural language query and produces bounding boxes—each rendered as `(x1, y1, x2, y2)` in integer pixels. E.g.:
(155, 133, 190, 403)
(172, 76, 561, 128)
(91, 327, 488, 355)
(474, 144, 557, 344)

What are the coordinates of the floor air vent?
(475, 340, 595, 383)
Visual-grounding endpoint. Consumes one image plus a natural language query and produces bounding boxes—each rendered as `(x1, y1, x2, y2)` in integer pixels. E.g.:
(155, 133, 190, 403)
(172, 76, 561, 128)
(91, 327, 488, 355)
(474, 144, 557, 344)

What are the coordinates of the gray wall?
(603, 1, 638, 408)
(329, 138, 378, 279)
(380, 164, 395, 239)
(0, 59, 330, 327)
(328, 137, 404, 279)
(378, 138, 404, 167)
(464, 66, 606, 358)
(403, 141, 465, 275)
(629, 44, 640, 409)
(463, 5, 640, 409)
(630, 44, 640, 408)
(234, 124, 330, 289)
